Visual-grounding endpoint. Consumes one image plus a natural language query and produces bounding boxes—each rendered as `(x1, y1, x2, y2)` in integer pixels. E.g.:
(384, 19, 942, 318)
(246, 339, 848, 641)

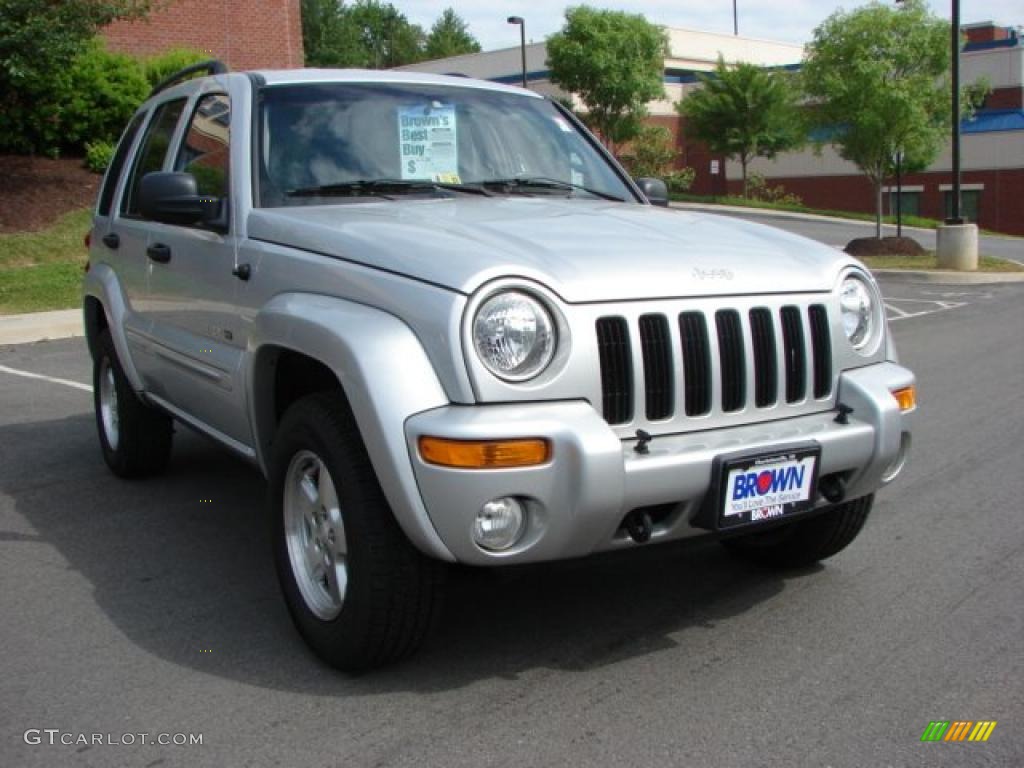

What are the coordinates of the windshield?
(255, 82, 636, 207)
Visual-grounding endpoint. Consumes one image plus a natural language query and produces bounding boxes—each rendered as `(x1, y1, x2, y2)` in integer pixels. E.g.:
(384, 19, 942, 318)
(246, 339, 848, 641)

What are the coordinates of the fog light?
(472, 497, 525, 551)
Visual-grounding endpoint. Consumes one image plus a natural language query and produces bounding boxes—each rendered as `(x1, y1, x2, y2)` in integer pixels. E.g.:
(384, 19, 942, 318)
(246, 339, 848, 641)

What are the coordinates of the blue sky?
(399, 1, 1021, 52)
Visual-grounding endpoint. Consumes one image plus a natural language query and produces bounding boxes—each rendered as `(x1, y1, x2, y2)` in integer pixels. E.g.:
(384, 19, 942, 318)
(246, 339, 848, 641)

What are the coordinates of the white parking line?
(884, 298, 967, 322)
(0, 364, 91, 392)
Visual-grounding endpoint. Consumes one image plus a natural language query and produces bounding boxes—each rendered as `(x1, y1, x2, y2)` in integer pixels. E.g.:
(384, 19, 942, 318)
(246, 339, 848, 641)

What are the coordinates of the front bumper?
(404, 362, 914, 565)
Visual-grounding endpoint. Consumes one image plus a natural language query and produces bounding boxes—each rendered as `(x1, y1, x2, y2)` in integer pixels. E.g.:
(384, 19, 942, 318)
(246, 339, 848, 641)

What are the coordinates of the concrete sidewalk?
(0, 309, 82, 345)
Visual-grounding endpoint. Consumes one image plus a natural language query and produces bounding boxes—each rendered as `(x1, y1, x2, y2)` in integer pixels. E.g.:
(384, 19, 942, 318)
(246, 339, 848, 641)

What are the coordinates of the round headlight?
(840, 275, 876, 351)
(473, 291, 556, 381)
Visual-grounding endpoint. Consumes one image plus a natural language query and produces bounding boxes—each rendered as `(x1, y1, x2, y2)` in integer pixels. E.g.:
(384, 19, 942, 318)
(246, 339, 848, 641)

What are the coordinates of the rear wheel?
(720, 494, 874, 568)
(93, 329, 173, 478)
(270, 392, 443, 671)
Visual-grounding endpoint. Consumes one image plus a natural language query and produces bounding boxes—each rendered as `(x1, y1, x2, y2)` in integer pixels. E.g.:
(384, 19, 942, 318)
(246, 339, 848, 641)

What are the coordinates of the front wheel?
(270, 392, 443, 671)
(720, 494, 874, 568)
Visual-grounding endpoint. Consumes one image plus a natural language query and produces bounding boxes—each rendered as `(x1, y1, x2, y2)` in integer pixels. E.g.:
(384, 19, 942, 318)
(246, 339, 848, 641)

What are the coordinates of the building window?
(943, 190, 981, 222)
(887, 191, 921, 218)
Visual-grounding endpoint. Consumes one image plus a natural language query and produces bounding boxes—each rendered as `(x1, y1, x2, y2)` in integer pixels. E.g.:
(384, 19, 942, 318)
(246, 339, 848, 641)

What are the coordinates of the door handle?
(147, 243, 172, 263)
(102, 232, 120, 249)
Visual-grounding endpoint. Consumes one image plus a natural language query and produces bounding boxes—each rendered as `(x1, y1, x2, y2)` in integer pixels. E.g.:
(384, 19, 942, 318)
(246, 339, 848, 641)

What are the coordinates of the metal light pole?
(507, 16, 527, 89)
(733, 1, 738, 36)
(949, 0, 963, 223)
(895, 150, 903, 238)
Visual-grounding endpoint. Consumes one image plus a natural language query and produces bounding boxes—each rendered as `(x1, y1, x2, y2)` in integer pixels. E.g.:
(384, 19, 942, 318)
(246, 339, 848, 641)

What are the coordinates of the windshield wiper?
(481, 176, 626, 202)
(286, 179, 492, 198)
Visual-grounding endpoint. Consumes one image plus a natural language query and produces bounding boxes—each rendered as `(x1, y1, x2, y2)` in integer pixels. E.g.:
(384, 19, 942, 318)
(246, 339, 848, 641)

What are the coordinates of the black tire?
(93, 328, 173, 478)
(720, 494, 874, 568)
(270, 391, 443, 672)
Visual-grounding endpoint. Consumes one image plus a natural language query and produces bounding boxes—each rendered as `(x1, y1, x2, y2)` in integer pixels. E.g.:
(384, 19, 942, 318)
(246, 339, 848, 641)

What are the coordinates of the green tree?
(0, 0, 150, 154)
(301, 0, 425, 68)
(676, 57, 803, 197)
(547, 6, 668, 149)
(802, 0, 986, 237)
(62, 41, 150, 149)
(425, 8, 481, 60)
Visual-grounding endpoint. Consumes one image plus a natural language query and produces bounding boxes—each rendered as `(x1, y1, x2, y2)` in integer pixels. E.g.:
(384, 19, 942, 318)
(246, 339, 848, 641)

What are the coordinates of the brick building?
(401, 22, 1024, 236)
(102, 0, 304, 70)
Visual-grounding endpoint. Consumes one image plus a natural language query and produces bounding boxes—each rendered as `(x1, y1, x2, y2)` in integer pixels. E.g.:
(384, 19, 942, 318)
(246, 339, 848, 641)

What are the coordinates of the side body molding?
(249, 293, 456, 562)
(82, 262, 145, 391)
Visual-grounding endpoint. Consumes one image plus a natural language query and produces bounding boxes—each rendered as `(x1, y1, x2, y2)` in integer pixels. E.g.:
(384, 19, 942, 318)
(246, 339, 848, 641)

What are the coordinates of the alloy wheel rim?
(99, 358, 120, 451)
(283, 450, 348, 620)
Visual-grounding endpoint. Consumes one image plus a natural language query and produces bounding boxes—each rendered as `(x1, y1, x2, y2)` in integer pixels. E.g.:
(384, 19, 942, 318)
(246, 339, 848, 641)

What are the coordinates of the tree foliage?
(0, 0, 150, 154)
(802, 0, 986, 236)
(547, 6, 668, 148)
(61, 41, 150, 150)
(302, 0, 428, 68)
(676, 57, 803, 196)
(425, 8, 481, 60)
(618, 124, 676, 178)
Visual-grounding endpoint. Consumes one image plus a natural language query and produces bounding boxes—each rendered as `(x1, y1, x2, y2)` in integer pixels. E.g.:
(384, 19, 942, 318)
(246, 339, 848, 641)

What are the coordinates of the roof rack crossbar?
(149, 60, 228, 98)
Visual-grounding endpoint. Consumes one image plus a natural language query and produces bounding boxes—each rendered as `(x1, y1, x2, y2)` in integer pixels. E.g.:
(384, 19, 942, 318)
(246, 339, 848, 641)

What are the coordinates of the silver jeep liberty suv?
(84, 62, 916, 671)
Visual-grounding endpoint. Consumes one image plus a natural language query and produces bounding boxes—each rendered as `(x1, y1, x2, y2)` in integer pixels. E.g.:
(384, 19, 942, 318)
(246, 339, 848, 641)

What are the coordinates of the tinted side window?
(121, 98, 187, 217)
(98, 112, 145, 216)
(175, 93, 230, 198)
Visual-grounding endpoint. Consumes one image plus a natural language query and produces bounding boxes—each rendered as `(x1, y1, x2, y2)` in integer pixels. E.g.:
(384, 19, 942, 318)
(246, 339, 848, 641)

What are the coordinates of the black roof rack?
(149, 60, 228, 98)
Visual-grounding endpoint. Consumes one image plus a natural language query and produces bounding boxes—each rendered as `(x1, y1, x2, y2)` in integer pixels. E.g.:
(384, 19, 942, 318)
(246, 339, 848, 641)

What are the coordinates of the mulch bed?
(0, 155, 100, 233)
(844, 236, 927, 257)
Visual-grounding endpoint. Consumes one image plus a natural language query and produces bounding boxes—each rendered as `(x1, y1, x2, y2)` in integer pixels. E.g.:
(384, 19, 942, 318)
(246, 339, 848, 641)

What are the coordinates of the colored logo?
(920, 721, 997, 742)
(732, 465, 806, 500)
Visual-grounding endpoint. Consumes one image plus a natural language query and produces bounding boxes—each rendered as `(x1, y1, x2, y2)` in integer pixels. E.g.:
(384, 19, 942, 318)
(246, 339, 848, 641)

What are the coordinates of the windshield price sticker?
(720, 449, 819, 528)
(398, 104, 459, 182)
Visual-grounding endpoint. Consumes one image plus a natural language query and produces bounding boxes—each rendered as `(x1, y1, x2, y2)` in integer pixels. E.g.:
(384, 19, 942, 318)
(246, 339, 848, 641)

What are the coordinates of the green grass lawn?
(668, 192, 1023, 235)
(0, 208, 91, 314)
(858, 252, 1024, 273)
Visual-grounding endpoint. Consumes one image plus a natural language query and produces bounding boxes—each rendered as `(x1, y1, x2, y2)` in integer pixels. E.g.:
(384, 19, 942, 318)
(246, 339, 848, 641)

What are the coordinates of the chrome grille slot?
(780, 305, 807, 403)
(596, 316, 633, 424)
(639, 314, 674, 420)
(808, 304, 832, 399)
(715, 309, 745, 412)
(749, 307, 778, 407)
(679, 311, 711, 417)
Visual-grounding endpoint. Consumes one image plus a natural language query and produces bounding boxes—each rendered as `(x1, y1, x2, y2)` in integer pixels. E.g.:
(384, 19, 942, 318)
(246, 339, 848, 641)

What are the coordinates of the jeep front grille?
(595, 301, 833, 429)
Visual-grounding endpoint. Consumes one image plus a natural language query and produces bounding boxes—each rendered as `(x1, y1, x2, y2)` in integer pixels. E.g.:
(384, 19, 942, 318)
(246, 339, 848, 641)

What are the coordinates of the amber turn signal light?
(418, 437, 551, 469)
(891, 385, 916, 412)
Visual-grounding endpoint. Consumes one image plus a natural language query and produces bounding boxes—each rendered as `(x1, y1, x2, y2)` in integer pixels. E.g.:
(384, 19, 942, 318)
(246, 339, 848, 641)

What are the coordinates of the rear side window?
(98, 112, 145, 216)
(120, 98, 187, 217)
(175, 93, 230, 199)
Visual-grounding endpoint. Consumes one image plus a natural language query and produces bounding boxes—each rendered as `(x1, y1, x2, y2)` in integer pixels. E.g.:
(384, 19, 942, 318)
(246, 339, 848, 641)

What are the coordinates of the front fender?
(249, 293, 455, 562)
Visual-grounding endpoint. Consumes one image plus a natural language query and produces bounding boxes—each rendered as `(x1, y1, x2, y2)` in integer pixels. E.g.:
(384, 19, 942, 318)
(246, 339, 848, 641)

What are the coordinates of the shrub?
(84, 140, 115, 173)
(745, 173, 802, 206)
(617, 124, 677, 179)
(61, 41, 149, 150)
(664, 168, 696, 194)
(142, 48, 211, 88)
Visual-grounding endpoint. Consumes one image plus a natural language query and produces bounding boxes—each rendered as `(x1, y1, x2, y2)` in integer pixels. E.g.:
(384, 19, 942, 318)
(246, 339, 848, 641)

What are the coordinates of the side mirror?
(139, 172, 221, 227)
(634, 177, 670, 207)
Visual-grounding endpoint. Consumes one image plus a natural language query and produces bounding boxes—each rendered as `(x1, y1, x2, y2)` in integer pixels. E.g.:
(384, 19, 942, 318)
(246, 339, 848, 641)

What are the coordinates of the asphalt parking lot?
(1, 277, 1022, 767)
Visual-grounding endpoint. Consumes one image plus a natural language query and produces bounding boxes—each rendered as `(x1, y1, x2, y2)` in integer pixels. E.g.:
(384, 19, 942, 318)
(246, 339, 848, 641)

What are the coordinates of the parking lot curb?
(0, 309, 83, 345)
(871, 269, 1024, 284)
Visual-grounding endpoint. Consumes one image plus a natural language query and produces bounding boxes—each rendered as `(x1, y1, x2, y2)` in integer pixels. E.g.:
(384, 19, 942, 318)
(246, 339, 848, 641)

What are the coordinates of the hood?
(246, 198, 851, 303)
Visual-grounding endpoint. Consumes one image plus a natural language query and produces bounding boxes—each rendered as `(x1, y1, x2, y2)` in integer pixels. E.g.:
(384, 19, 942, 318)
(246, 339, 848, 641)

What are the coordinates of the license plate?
(718, 446, 820, 529)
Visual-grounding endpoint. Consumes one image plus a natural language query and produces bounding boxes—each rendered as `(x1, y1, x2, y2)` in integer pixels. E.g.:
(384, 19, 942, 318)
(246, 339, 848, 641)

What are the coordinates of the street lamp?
(507, 16, 527, 89)
(948, 0, 963, 223)
(733, 1, 739, 36)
